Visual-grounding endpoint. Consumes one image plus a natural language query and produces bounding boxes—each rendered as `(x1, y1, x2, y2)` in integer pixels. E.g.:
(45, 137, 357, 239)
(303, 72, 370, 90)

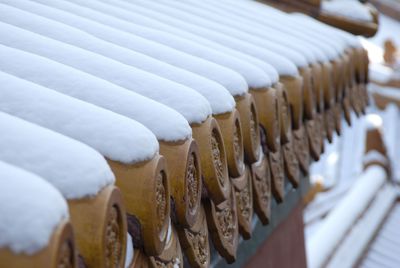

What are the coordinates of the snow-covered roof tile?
(0, 71, 159, 164)
(0, 161, 68, 255)
(360, 203, 400, 268)
(0, 112, 115, 199)
(209, 0, 330, 62)
(321, 0, 374, 22)
(290, 13, 361, 49)
(161, 0, 316, 66)
(0, 44, 191, 142)
(216, 0, 343, 59)
(31, 0, 277, 87)
(119, 0, 299, 76)
(4, 0, 250, 95)
(365, 113, 383, 130)
(0, 21, 212, 125)
(0, 4, 235, 115)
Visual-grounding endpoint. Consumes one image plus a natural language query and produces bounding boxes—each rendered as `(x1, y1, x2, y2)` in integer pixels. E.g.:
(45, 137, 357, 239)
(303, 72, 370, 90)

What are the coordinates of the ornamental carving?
(249, 107, 259, 152)
(293, 128, 309, 170)
(233, 119, 242, 165)
(156, 172, 167, 232)
(254, 171, 270, 207)
(236, 186, 251, 221)
(57, 239, 73, 268)
(105, 206, 122, 268)
(326, 109, 335, 137)
(187, 153, 199, 214)
(186, 229, 208, 265)
(307, 120, 322, 153)
(269, 152, 284, 188)
(154, 258, 180, 268)
(211, 131, 225, 186)
(283, 142, 299, 185)
(273, 99, 280, 143)
(216, 204, 235, 244)
(281, 94, 290, 126)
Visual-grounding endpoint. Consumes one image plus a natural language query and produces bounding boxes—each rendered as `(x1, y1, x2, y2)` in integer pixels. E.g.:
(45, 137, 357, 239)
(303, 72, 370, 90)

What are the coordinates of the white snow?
(158, 0, 318, 66)
(0, 112, 115, 199)
(0, 44, 191, 142)
(26, 0, 278, 87)
(107, 24, 274, 89)
(363, 150, 388, 166)
(369, 14, 400, 49)
(368, 63, 393, 83)
(380, 104, 400, 181)
(0, 71, 159, 164)
(365, 113, 383, 130)
(109, 0, 299, 76)
(370, 85, 400, 102)
(0, 161, 68, 255)
(326, 184, 397, 268)
(206, 0, 333, 62)
(235, 0, 360, 54)
(322, 0, 374, 22)
(206, 0, 341, 61)
(219, 0, 337, 61)
(3, 0, 250, 96)
(0, 4, 234, 115)
(260, 9, 347, 55)
(290, 13, 360, 50)
(125, 233, 134, 268)
(0, 21, 212, 125)
(306, 165, 387, 268)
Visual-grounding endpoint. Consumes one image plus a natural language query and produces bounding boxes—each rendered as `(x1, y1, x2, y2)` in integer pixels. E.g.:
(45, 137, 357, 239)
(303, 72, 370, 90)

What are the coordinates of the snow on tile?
(370, 85, 400, 101)
(0, 4, 234, 115)
(157, 0, 318, 66)
(0, 71, 159, 164)
(0, 44, 191, 142)
(363, 150, 389, 166)
(0, 161, 68, 255)
(125, 233, 134, 268)
(107, 0, 299, 76)
(3, 0, 250, 96)
(322, 0, 373, 22)
(290, 13, 361, 50)
(203, 0, 341, 61)
(23, 0, 278, 87)
(307, 165, 387, 268)
(0, 112, 115, 199)
(365, 113, 383, 131)
(368, 63, 393, 83)
(61, 0, 287, 79)
(369, 14, 400, 49)
(380, 104, 400, 181)
(0, 21, 212, 125)
(232, 0, 362, 57)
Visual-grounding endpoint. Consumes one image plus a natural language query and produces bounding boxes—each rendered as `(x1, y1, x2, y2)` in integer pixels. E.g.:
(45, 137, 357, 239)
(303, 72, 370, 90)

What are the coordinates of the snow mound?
(322, 0, 373, 22)
(157, 0, 314, 66)
(365, 113, 383, 130)
(0, 21, 212, 124)
(0, 3, 235, 114)
(0, 161, 68, 255)
(0, 45, 191, 142)
(0, 71, 159, 164)
(5, 0, 249, 95)
(62, 0, 280, 85)
(211, 0, 342, 60)
(363, 150, 388, 166)
(0, 112, 115, 199)
(106, 0, 299, 76)
(125, 233, 134, 268)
